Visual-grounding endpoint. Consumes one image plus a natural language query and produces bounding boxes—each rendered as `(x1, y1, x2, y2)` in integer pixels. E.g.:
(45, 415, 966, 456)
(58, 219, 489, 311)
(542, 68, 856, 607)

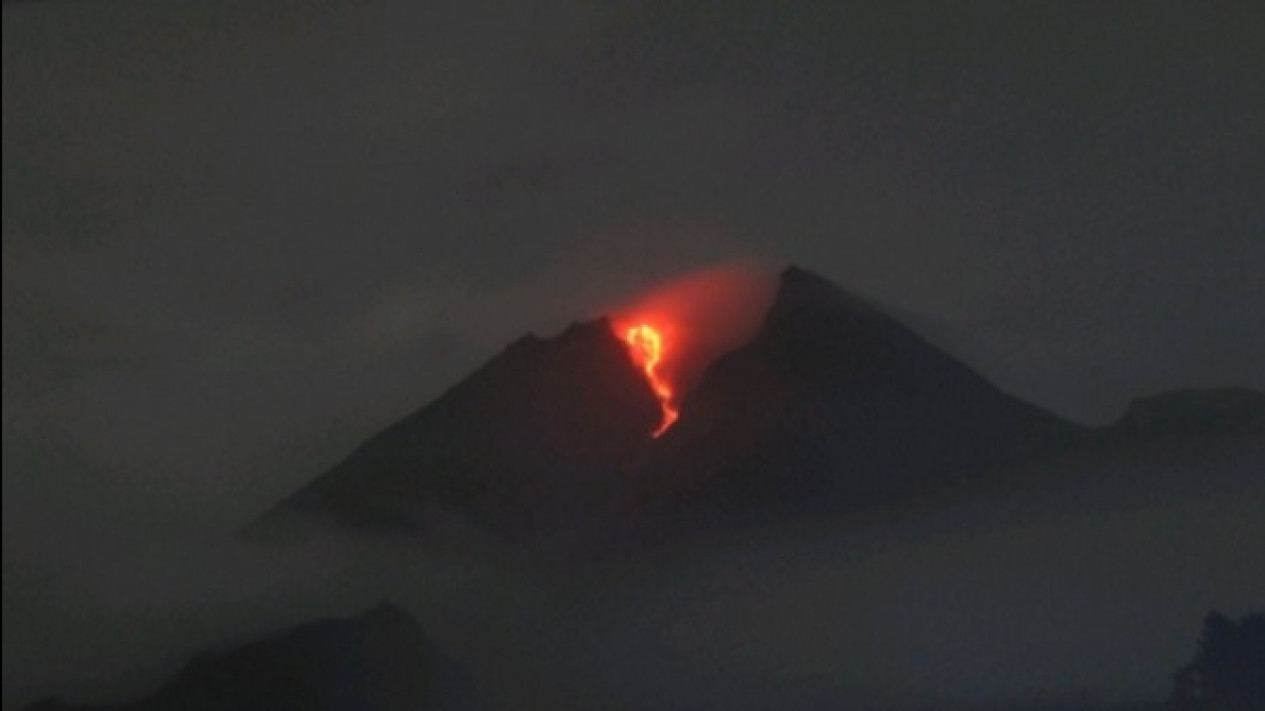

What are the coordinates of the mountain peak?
(505, 316, 612, 352)
(734, 265, 978, 393)
(251, 266, 1261, 545)
(640, 266, 1088, 518)
(771, 265, 885, 319)
(1111, 387, 1265, 438)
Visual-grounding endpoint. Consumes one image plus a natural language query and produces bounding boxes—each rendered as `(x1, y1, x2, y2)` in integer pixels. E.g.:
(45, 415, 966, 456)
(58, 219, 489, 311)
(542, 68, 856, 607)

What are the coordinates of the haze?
(4, 1, 1264, 709)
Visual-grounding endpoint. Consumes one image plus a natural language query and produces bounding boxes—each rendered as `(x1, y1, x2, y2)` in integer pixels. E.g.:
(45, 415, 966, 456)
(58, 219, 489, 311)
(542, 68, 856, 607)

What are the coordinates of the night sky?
(4, 2, 1264, 708)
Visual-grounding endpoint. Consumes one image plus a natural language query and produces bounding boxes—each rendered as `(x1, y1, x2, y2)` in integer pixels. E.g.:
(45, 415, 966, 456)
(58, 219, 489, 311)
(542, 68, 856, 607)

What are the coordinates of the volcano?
(253, 319, 661, 536)
(632, 267, 1094, 523)
(249, 267, 1265, 542)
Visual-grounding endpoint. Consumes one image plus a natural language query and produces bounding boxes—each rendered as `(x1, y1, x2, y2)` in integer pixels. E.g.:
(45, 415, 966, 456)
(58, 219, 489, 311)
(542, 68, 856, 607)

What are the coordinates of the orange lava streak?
(624, 324, 680, 437)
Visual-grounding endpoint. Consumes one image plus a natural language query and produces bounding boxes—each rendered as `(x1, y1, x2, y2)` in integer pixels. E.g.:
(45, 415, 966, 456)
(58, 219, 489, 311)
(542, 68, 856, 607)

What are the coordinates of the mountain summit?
(249, 267, 1263, 543)
(634, 267, 1091, 520)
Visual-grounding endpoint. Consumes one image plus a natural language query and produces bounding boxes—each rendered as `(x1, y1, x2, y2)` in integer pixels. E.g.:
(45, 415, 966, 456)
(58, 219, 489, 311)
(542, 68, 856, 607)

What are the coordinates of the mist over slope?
(26, 604, 468, 711)
(14, 442, 1264, 710)
(251, 266, 1263, 544)
(10, 268, 1264, 711)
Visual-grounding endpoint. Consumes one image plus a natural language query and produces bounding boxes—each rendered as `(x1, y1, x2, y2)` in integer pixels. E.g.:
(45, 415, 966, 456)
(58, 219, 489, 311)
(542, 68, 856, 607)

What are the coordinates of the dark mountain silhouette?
(1107, 388, 1265, 442)
(23, 604, 473, 711)
(25, 268, 1265, 711)
(250, 320, 660, 538)
(1170, 611, 1265, 710)
(635, 267, 1092, 522)
(249, 266, 1265, 542)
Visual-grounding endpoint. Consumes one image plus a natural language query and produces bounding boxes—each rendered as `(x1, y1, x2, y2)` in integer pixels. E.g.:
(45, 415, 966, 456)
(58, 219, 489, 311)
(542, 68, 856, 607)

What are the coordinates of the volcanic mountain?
(633, 267, 1090, 523)
(249, 267, 1265, 541)
(254, 318, 662, 537)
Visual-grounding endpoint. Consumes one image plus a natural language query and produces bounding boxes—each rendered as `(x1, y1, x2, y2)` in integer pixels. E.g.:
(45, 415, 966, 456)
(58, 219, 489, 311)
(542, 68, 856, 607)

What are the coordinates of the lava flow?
(610, 262, 778, 437)
(623, 324, 679, 437)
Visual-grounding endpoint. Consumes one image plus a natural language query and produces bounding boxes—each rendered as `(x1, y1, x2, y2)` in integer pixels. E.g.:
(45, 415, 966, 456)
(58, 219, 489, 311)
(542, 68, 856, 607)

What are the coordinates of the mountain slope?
(251, 319, 661, 538)
(636, 267, 1092, 520)
(248, 266, 1265, 543)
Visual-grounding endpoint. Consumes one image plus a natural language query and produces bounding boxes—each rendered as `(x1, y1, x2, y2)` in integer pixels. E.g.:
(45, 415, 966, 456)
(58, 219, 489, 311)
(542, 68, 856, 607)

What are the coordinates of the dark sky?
(3, 1, 1264, 704)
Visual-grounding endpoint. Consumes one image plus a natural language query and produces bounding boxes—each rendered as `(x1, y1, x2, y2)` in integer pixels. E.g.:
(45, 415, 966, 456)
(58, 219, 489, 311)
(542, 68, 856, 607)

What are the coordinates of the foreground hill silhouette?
(25, 604, 471, 711)
(1170, 611, 1265, 710)
(249, 266, 1265, 543)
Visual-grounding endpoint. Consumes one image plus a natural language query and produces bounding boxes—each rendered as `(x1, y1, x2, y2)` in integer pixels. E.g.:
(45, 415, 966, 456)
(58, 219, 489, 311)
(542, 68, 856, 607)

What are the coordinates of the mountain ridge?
(250, 317, 660, 539)
(632, 266, 1092, 523)
(248, 266, 1265, 544)
(24, 603, 465, 711)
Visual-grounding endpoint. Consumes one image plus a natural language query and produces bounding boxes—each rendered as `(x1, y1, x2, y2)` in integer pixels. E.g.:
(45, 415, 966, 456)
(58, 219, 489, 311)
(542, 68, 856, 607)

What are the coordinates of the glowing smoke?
(610, 261, 779, 433)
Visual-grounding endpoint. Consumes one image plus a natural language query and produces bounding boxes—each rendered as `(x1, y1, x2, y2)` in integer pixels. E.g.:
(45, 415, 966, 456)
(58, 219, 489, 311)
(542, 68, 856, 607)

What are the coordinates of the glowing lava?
(610, 262, 778, 437)
(623, 324, 679, 437)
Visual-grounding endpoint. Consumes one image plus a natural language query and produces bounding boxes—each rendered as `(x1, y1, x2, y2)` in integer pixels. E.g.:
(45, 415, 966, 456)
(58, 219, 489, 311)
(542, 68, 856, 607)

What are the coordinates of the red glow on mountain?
(623, 323, 679, 436)
(610, 261, 777, 437)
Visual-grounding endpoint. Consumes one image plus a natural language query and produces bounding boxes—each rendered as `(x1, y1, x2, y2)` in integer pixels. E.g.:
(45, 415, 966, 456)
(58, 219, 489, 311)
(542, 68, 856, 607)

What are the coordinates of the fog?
(6, 438, 1261, 710)
(6, 1, 1264, 707)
